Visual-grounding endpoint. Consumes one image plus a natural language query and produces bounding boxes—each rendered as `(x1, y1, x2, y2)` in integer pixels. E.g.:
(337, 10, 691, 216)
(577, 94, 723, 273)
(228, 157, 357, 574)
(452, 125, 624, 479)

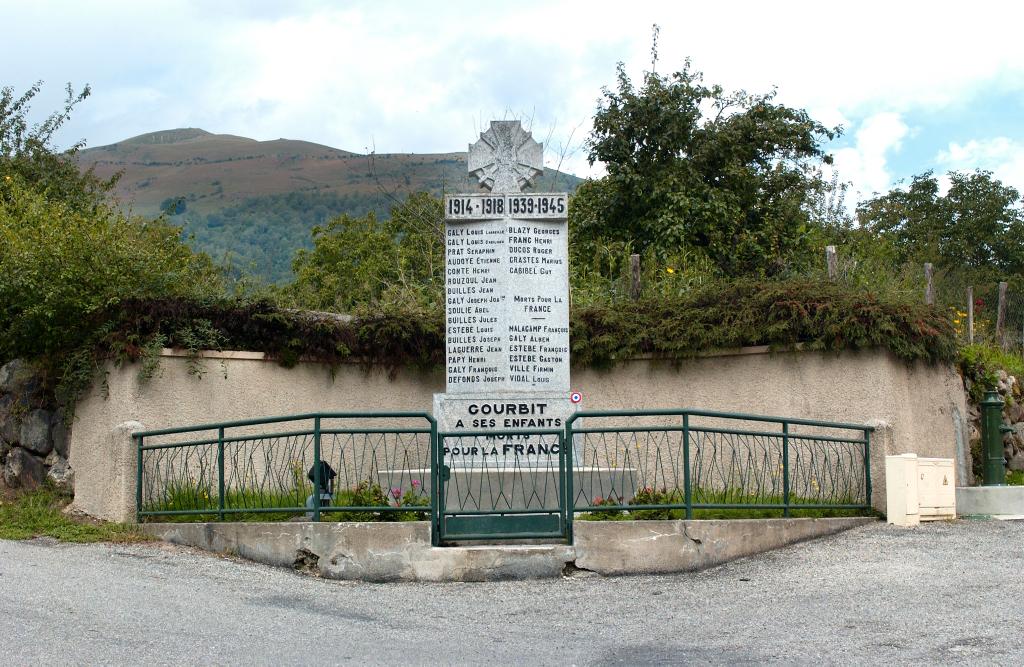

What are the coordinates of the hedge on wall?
(79, 279, 956, 377)
(570, 280, 958, 368)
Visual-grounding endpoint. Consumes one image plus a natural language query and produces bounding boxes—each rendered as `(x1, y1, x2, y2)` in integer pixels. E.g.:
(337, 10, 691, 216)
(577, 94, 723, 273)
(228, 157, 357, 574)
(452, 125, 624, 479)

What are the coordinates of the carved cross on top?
(467, 120, 544, 193)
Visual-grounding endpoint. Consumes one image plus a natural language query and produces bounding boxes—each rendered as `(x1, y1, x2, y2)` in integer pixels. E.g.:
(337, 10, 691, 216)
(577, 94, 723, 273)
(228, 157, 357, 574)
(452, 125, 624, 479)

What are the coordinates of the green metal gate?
(433, 429, 571, 545)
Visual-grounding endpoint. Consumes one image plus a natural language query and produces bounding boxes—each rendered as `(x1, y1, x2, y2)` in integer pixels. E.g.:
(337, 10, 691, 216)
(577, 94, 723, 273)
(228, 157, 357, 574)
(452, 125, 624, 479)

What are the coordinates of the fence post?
(826, 245, 837, 281)
(967, 286, 975, 344)
(563, 430, 573, 544)
(135, 435, 143, 524)
(782, 422, 790, 517)
(924, 263, 935, 305)
(313, 416, 322, 522)
(217, 426, 225, 521)
(863, 429, 872, 510)
(630, 253, 641, 300)
(431, 418, 439, 547)
(682, 413, 692, 520)
(996, 281, 1008, 349)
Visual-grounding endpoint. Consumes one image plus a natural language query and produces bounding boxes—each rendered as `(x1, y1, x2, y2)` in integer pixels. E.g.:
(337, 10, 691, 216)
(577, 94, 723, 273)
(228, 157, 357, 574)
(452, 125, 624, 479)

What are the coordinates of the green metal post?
(313, 416, 322, 522)
(430, 419, 439, 547)
(863, 429, 873, 509)
(782, 422, 790, 517)
(217, 426, 225, 521)
(135, 435, 143, 524)
(982, 389, 1008, 486)
(437, 434, 448, 545)
(564, 430, 573, 544)
(682, 414, 692, 520)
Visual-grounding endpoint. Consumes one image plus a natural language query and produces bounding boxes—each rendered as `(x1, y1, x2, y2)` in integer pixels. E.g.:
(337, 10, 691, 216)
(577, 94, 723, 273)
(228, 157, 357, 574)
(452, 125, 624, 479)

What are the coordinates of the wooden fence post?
(996, 281, 1008, 349)
(826, 246, 837, 281)
(967, 286, 974, 345)
(924, 263, 935, 305)
(630, 254, 641, 301)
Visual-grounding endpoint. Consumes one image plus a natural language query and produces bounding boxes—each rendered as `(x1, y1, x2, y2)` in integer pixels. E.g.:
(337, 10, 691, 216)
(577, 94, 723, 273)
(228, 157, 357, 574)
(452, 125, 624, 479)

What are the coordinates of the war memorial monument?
(434, 120, 573, 463)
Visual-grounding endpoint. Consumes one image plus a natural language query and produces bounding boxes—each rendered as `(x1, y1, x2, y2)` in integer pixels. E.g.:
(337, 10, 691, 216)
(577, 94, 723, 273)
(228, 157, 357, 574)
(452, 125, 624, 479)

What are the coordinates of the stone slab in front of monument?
(434, 120, 574, 472)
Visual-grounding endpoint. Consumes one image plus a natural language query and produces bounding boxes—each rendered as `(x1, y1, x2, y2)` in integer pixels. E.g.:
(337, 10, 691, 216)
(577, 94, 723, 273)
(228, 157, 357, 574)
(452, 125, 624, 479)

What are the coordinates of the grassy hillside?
(78, 128, 582, 282)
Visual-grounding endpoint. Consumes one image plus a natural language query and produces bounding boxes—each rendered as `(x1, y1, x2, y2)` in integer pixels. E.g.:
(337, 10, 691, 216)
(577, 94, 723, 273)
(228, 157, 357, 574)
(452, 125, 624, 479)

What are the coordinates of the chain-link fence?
(932, 276, 1024, 350)
(816, 245, 1023, 351)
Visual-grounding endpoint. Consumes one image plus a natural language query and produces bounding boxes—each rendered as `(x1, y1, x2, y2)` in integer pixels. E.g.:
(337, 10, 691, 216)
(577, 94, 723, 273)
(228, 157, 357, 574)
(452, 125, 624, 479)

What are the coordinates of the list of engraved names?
(444, 193, 569, 395)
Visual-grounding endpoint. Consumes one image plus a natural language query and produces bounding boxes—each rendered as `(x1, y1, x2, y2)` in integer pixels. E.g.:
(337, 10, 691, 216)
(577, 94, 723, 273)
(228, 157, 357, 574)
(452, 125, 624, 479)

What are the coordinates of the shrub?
(0, 175, 222, 378)
(958, 344, 1024, 403)
(571, 278, 957, 369)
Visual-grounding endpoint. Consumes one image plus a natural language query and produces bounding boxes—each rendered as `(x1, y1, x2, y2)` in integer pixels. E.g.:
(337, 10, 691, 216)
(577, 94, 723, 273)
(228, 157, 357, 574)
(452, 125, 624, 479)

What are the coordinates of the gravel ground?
(2, 520, 1024, 665)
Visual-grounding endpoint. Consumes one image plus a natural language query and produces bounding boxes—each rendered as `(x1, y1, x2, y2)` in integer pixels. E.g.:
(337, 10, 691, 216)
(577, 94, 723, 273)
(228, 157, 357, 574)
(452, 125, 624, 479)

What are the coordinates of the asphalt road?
(2, 520, 1023, 665)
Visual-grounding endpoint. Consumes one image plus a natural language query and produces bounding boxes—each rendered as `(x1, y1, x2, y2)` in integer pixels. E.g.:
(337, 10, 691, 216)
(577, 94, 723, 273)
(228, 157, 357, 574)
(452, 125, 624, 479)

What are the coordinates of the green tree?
(0, 174, 222, 361)
(572, 55, 838, 278)
(0, 84, 222, 372)
(857, 170, 1024, 280)
(0, 82, 117, 212)
(285, 192, 444, 312)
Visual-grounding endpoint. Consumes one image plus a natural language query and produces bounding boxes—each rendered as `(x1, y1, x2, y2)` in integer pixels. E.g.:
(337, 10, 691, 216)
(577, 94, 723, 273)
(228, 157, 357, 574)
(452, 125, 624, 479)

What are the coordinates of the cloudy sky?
(4, 0, 1024, 204)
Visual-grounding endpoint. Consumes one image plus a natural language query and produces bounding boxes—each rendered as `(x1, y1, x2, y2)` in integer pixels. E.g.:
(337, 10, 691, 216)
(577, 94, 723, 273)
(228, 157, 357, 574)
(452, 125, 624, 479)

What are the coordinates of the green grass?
(142, 481, 430, 523)
(1007, 471, 1024, 486)
(0, 487, 152, 542)
(576, 487, 876, 521)
(577, 507, 874, 521)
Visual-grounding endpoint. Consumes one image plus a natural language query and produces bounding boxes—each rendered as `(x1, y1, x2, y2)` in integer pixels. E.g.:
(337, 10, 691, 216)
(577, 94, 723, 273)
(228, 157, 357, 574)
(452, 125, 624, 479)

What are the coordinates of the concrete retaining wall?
(143, 517, 876, 581)
(572, 518, 873, 576)
(956, 486, 1024, 518)
(70, 347, 966, 521)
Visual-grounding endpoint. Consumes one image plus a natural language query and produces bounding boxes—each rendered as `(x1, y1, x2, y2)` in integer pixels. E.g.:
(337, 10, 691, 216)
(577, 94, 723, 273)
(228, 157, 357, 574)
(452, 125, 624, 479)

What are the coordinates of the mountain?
(77, 129, 583, 283)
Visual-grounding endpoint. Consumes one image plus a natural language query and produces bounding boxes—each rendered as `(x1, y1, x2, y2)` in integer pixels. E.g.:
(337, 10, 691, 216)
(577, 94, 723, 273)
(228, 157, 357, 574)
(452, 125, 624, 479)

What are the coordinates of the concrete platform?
(142, 516, 876, 582)
(957, 485, 1024, 518)
(378, 467, 638, 510)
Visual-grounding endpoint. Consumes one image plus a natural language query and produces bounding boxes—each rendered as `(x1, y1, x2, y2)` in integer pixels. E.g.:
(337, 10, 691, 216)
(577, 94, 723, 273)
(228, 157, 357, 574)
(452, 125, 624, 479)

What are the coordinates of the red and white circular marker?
(570, 391, 583, 404)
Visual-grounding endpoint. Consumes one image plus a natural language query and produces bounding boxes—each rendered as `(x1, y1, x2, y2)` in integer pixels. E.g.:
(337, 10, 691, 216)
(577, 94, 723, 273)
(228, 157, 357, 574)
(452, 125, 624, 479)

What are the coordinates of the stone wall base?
(143, 517, 876, 582)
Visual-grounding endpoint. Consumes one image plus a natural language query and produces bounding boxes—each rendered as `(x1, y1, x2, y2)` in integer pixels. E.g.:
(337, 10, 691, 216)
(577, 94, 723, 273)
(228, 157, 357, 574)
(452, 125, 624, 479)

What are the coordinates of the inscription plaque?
(435, 121, 574, 463)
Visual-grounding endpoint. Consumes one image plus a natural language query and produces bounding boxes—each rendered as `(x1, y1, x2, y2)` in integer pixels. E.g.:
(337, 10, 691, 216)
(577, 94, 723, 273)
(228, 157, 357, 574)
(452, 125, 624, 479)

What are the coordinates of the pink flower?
(411, 479, 421, 488)
(594, 496, 604, 505)
(390, 487, 402, 499)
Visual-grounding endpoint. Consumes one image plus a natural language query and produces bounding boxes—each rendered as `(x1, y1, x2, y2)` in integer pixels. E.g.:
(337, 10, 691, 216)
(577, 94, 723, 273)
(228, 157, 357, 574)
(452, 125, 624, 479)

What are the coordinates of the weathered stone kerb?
(142, 517, 876, 582)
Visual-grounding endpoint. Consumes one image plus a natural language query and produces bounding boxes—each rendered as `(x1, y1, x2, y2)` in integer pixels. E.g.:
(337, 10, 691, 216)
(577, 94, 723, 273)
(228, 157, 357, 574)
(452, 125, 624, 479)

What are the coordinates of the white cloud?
(3, 0, 1024, 186)
(935, 137, 1024, 195)
(830, 112, 910, 200)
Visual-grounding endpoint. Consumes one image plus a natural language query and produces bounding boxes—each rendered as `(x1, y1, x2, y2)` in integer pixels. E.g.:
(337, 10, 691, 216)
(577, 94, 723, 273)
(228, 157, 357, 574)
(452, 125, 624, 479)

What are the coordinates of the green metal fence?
(135, 412, 437, 528)
(134, 407, 873, 542)
(565, 409, 873, 519)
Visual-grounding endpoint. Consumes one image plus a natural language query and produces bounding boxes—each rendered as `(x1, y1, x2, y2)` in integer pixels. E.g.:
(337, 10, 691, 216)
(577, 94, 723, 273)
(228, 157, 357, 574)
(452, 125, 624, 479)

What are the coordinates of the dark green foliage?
(570, 279, 957, 369)
(285, 191, 444, 311)
(64, 279, 953, 412)
(0, 175, 223, 373)
(857, 170, 1024, 282)
(573, 53, 836, 278)
(177, 191, 384, 284)
(77, 295, 444, 375)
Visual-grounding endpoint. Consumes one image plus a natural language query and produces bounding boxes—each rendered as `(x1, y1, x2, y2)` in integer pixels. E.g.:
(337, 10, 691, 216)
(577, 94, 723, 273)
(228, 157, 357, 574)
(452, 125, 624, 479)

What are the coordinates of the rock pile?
(0, 359, 73, 492)
(966, 370, 1024, 473)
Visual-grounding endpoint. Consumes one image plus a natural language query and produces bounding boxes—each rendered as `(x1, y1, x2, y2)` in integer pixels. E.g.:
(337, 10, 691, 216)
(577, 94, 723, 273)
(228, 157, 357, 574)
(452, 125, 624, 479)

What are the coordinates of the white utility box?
(886, 454, 920, 526)
(917, 457, 956, 520)
(885, 454, 956, 526)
